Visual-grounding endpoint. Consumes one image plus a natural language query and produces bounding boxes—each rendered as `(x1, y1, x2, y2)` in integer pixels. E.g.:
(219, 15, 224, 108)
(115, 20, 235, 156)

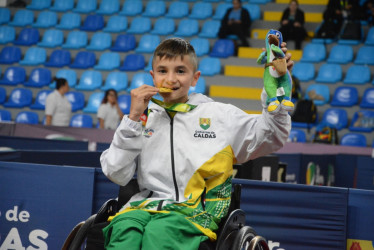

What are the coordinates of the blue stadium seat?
(0, 66, 26, 85)
(249, 0, 271, 3)
(326, 44, 353, 64)
(111, 34, 136, 52)
(27, 0, 51, 10)
(330, 86, 358, 107)
(199, 20, 220, 38)
(315, 63, 342, 84)
(118, 94, 131, 114)
(360, 88, 374, 109)
(341, 133, 367, 147)
(364, 27, 374, 45)
(83, 92, 105, 113)
(189, 76, 206, 94)
(300, 43, 326, 63)
(210, 39, 235, 58)
(49, 69, 77, 88)
(190, 38, 210, 57)
(321, 108, 348, 130)
(45, 49, 71, 67)
(37, 29, 63, 48)
(343, 65, 371, 85)
(198, 57, 221, 76)
(70, 114, 93, 128)
(144, 55, 153, 71)
(151, 18, 175, 36)
(30, 89, 52, 110)
(354, 46, 374, 65)
(127, 17, 152, 34)
(32, 11, 57, 28)
(165, 2, 189, 18)
(94, 52, 120, 71)
(189, 2, 213, 19)
(65, 91, 85, 112)
(3, 88, 32, 108)
(213, 3, 232, 20)
(62, 31, 88, 49)
(288, 128, 307, 142)
(143, 1, 166, 17)
(24, 68, 52, 88)
(0, 8, 11, 25)
(175, 19, 199, 37)
(127, 72, 154, 92)
(103, 15, 128, 33)
(304, 84, 330, 106)
(13, 28, 39, 46)
(101, 72, 128, 92)
(15, 111, 39, 124)
(0, 87, 5, 104)
(0, 109, 11, 122)
(349, 110, 374, 133)
(0, 26, 15, 44)
(243, 4, 261, 21)
(292, 62, 315, 82)
(56, 13, 81, 30)
(19, 47, 47, 65)
(75, 70, 102, 90)
(135, 35, 160, 53)
(119, 54, 145, 71)
(86, 32, 112, 51)
(50, 0, 74, 12)
(96, 0, 119, 15)
(9, 9, 34, 27)
(73, 0, 97, 13)
(119, 1, 143, 16)
(80, 14, 104, 31)
(70, 51, 96, 69)
(0, 46, 21, 64)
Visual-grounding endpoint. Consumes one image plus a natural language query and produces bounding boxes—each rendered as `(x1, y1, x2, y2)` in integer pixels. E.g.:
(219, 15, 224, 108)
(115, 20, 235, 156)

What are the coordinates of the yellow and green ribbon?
(151, 98, 197, 113)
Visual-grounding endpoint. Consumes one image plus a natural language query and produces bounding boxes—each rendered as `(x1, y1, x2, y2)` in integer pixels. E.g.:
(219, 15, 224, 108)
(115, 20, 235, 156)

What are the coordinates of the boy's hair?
(152, 38, 198, 72)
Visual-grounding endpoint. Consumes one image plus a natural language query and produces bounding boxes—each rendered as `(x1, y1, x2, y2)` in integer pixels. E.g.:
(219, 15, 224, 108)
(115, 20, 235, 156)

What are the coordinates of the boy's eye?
(177, 69, 185, 74)
(158, 69, 167, 74)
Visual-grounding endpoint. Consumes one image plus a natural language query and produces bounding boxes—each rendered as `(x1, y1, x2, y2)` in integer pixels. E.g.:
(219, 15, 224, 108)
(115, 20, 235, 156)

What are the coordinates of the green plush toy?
(257, 29, 294, 113)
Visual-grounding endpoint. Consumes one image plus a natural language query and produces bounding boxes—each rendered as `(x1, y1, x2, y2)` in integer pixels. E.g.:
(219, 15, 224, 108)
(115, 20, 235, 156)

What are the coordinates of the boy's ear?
(192, 70, 201, 87)
(149, 70, 155, 86)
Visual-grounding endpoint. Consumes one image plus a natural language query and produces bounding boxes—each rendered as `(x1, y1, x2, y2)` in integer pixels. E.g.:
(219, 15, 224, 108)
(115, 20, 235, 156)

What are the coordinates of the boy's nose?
(166, 73, 177, 84)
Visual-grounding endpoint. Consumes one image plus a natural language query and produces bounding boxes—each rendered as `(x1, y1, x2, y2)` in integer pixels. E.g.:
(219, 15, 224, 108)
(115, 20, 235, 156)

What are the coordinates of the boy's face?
(150, 55, 200, 104)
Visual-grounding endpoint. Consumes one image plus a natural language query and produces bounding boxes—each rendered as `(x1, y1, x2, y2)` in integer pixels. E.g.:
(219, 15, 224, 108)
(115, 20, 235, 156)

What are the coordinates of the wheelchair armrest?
(94, 199, 118, 224)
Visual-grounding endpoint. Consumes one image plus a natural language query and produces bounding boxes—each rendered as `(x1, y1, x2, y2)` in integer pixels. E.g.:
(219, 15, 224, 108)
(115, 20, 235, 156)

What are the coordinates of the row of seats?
(0, 67, 207, 92)
(299, 43, 374, 65)
(302, 84, 374, 109)
(293, 62, 374, 85)
(289, 129, 373, 148)
(0, 109, 100, 128)
(0, 2, 260, 25)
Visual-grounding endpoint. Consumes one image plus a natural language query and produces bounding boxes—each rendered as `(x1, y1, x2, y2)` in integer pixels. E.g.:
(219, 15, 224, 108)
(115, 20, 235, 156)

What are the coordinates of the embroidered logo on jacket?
(199, 118, 210, 130)
(143, 129, 154, 138)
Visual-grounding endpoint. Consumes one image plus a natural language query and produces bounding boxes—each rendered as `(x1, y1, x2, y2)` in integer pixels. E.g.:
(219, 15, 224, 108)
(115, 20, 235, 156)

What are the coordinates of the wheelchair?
(63, 179, 269, 250)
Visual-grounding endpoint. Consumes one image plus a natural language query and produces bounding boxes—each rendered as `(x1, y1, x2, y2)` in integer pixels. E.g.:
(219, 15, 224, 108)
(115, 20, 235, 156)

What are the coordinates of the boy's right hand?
(129, 85, 159, 122)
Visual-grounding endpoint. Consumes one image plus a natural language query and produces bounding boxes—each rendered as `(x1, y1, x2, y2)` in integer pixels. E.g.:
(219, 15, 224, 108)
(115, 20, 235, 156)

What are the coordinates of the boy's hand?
(129, 85, 159, 122)
(281, 42, 294, 71)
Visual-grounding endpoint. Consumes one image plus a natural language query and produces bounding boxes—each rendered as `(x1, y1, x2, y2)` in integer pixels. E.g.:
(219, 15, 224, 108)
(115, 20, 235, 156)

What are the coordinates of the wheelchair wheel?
(62, 221, 84, 250)
(232, 226, 256, 250)
(248, 236, 269, 250)
(68, 214, 96, 250)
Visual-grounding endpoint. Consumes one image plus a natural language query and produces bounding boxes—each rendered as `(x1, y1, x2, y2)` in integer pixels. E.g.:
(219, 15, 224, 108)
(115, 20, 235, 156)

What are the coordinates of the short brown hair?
(152, 38, 198, 71)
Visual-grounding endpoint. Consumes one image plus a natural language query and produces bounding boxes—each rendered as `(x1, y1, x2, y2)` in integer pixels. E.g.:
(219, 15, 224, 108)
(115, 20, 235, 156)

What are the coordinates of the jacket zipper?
(170, 118, 179, 201)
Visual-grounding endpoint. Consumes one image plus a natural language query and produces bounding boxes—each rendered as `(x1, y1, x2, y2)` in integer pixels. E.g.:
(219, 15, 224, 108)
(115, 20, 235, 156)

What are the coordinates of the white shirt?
(97, 102, 120, 130)
(45, 90, 72, 126)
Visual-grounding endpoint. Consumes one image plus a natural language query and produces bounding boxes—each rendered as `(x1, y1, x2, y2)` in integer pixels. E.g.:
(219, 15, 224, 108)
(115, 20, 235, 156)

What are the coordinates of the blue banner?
(234, 179, 348, 250)
(93, 169, 119, 213)
(0, 162, 95, 249)
(356, 156, 374, 190)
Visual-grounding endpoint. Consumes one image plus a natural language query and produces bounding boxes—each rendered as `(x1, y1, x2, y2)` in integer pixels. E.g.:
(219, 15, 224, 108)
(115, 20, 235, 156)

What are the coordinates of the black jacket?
(221, 8, 251, 37)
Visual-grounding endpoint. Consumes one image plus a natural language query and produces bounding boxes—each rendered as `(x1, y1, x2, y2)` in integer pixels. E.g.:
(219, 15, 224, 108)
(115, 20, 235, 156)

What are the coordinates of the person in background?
(218, 0, 251, 47)
(278, 0, 307, 50)
(363, 0, 374, 25)
(45, 77, 71, 126)
(97, 89, 124, 130)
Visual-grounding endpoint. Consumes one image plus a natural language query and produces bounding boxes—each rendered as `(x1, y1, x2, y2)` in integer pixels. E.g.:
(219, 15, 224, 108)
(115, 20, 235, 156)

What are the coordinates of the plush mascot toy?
(257, 29, 294, 113)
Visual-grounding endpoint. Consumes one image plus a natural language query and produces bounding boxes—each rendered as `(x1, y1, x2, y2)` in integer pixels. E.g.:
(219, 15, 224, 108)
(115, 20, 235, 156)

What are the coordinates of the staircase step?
(224, 65, 264, 78)
(263, 11, 323, 22)
(238, 47, 303, 61)
(209, 85, 262, 100)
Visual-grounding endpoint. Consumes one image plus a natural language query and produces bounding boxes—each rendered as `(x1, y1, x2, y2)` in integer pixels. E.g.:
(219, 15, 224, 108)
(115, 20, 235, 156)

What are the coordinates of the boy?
(100, 38, 292, 249)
